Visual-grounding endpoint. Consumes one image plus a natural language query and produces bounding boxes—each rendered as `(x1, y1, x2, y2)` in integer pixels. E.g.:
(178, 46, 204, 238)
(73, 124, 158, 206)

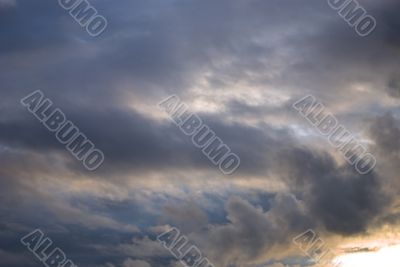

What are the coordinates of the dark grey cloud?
(0, 99, 297, 177)
(276, 147, 389, 235)
(369, 113, 400, 157)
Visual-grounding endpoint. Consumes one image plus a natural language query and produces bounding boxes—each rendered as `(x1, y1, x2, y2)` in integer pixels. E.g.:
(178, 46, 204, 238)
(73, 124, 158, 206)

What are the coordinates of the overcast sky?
(1, 0, 400, 267)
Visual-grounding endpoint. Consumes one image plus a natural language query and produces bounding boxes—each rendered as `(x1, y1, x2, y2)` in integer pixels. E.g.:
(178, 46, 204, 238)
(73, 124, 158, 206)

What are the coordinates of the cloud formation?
(1, 0, 400, 267)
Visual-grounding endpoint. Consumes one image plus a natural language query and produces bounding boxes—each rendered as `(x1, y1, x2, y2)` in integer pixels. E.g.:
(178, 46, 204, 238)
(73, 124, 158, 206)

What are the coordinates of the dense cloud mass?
(1, 0, 400, 267)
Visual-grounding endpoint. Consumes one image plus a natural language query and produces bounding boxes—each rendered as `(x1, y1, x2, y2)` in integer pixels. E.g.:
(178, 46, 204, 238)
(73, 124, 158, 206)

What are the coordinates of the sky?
(1, 0, 400, 267)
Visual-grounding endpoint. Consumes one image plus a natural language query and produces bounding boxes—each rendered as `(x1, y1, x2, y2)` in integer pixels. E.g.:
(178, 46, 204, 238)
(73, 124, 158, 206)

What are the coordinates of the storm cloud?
(0, 0, 399, 267)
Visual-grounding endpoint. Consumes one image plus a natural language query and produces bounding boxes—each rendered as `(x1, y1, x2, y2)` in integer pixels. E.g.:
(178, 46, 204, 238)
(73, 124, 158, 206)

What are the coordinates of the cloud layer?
(1, 0, 400, 267)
